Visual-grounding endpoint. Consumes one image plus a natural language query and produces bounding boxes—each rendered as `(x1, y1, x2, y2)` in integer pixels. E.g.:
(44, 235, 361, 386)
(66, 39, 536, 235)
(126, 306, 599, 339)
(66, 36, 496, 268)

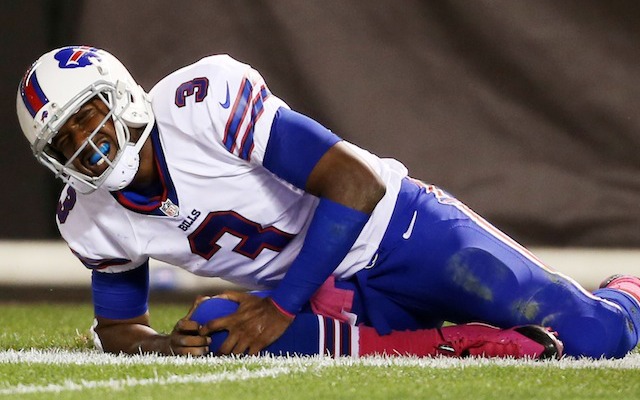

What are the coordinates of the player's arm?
(94, 312, 168, 354)
(91, 262, 210, 355)
(305, 140, 385, 211)
(94, 303, 210, 356)
(201, 108, 385, 354)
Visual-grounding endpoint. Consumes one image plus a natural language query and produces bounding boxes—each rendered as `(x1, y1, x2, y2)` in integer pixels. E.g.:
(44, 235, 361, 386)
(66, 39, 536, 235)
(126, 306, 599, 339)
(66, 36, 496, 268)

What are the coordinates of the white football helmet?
(16, 46, 155, 193)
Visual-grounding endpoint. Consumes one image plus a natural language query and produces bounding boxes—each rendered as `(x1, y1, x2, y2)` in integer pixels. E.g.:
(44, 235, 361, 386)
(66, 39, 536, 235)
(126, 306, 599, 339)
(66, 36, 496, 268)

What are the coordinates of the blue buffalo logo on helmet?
(54, 46, 101, 69)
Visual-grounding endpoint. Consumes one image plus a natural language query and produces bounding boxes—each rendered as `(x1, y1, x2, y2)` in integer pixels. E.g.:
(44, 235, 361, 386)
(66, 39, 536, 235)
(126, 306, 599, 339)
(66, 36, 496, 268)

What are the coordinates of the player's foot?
(437, 323, 563, 359)
(599, 275, 640, 305)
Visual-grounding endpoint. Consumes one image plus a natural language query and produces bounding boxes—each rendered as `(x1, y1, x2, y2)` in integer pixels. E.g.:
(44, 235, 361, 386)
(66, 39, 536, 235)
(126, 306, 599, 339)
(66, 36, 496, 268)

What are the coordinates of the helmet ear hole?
(98, 91, 113, 107)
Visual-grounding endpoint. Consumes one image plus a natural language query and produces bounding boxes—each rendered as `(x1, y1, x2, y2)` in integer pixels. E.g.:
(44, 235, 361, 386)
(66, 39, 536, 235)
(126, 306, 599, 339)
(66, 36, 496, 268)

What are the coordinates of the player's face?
(51, 97, 118, 178)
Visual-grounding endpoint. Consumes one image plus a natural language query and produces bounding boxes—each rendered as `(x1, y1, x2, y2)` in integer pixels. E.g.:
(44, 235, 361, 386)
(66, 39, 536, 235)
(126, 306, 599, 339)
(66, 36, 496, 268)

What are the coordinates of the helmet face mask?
(37, 86, 130, 192)
(16, 46, 154, 193)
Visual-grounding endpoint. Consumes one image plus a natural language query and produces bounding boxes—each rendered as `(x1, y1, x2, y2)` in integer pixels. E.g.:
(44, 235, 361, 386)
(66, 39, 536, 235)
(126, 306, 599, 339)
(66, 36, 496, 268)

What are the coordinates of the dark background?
(3, 1, 640, 247)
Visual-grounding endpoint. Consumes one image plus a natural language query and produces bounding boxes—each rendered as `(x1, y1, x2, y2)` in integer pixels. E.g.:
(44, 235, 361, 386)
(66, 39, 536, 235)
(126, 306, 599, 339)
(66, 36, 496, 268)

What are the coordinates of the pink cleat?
(436, 323, 564, 359)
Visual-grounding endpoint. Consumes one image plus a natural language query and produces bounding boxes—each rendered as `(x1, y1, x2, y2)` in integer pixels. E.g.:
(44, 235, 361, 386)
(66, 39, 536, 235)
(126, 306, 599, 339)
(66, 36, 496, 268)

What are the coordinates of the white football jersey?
(56, 55, 408, 290)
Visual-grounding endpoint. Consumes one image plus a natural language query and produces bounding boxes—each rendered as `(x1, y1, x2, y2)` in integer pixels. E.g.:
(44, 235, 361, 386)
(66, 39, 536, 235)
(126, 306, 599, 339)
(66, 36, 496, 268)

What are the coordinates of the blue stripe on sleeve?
(223, 79, 252, 152)
(222, 80, 271, 161)
(91, 261, 150, 320)
(263, 107, 341, 189)
(238, 90, 265, 160)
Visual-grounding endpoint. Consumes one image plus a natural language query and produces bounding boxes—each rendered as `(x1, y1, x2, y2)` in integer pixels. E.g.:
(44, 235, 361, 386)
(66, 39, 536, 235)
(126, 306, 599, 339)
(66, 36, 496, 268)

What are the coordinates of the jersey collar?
(111, 124, 180, 217)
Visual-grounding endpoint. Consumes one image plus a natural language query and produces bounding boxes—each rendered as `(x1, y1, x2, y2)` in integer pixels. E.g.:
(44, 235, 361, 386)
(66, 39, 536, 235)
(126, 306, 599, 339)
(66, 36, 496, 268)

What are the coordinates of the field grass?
(1, 302, 639, 400)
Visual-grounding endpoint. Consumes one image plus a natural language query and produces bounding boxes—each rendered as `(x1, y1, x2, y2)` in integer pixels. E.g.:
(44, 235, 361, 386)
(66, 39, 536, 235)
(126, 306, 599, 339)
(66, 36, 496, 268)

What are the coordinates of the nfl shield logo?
(160, 199, 180, 217)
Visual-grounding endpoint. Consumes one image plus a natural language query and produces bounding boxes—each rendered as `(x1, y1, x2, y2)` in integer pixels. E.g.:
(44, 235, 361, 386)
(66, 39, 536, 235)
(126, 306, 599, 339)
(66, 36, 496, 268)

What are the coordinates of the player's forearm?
(268, 144, 385, 315)
(270, 197, 371, 315)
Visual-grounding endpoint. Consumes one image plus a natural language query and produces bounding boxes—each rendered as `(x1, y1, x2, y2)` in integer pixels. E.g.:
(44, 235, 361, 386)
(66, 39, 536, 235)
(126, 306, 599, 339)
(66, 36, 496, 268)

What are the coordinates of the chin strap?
(102, 144, 140, 191)
(65, 146, 140, 194)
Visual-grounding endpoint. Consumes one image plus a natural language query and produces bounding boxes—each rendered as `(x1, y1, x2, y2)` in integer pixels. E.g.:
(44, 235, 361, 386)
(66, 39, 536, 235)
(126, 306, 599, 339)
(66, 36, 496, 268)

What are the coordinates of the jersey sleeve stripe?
(238, 85, 270, 161)
(222, 78, 252, 153)
(223, 78, 272, 161)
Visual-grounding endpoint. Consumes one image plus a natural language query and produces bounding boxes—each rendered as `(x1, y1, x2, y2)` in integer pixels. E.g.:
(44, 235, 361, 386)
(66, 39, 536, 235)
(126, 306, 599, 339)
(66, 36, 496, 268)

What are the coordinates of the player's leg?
(426, 221, 638, 358)
(190, 296, 562, 358)
(357, 179, 639, 358)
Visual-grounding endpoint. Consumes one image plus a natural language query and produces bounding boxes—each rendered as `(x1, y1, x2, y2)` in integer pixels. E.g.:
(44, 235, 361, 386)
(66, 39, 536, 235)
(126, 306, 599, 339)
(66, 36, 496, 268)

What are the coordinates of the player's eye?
(74, 108, 92, 124)
(51, 132, 69, 152)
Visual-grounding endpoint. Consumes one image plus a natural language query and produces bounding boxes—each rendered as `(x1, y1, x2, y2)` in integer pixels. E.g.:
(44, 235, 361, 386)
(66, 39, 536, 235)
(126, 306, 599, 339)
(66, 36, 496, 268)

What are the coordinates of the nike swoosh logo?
(220, 82, 230, 108)
(364, 252, 379, 269)
(402, 211, 417, 239)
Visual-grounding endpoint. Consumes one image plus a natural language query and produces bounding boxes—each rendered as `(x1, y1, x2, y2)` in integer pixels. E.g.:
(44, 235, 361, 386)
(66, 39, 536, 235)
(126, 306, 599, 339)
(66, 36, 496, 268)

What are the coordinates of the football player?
(16, 46, 640, 358)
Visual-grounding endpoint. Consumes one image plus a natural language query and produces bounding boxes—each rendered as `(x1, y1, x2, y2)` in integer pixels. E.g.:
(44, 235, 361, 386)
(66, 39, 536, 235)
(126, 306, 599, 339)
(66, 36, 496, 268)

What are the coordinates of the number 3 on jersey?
(188, 211, 294, 260)
(175, 77, 209, 108)
(56, 187, 77, 224)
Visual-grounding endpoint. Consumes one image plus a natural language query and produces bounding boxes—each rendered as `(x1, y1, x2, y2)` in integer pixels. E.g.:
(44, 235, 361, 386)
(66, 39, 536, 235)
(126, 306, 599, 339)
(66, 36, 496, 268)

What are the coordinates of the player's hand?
(167, 295, 212, 356)
(199, 291, 294, 355)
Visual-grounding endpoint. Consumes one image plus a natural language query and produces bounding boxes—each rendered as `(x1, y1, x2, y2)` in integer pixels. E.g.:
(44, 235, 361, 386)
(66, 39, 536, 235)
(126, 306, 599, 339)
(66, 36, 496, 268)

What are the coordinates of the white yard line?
(2, 350, 640, 394)
(0, 365, 294, 395)
(1, 349, 640, 369)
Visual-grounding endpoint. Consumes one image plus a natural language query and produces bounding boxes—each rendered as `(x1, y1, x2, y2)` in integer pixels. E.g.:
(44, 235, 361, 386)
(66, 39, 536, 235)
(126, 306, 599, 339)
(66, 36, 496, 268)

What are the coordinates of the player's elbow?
(307, 142, 386, 214)
(359, 172, 386, 214)
(91, 320, 122, 354)
(334, 165, 386, 214)
(92, 313, 161, 355)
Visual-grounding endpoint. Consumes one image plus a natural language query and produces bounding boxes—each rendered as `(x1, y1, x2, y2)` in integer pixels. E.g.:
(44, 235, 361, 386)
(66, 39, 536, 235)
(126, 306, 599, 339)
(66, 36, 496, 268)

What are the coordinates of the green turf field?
(1, 302, 639, 399)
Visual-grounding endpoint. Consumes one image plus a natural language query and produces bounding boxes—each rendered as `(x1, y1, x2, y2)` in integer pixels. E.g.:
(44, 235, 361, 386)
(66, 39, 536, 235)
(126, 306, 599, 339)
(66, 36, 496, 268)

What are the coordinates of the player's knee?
(444, 247, 521, 306)
(190, 290, 271, 325)
(189, 297, 238, 354)
(190, 297, 239, 325)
